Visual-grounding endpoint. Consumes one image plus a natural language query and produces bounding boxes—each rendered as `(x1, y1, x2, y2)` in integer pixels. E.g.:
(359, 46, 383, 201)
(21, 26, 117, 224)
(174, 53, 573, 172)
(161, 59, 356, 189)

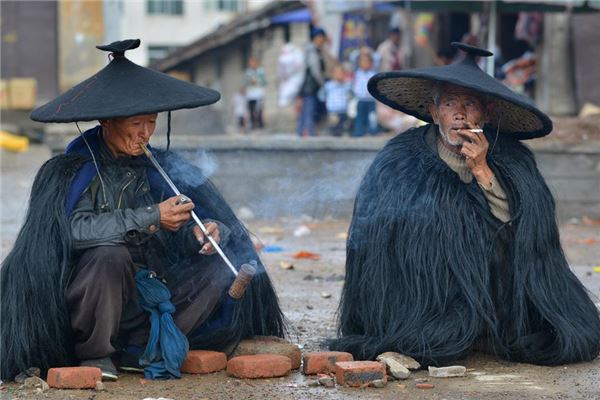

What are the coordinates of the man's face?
(428, 85, 488, 146)
(101, 114, 157, 157)
(313, 34, 326, 48)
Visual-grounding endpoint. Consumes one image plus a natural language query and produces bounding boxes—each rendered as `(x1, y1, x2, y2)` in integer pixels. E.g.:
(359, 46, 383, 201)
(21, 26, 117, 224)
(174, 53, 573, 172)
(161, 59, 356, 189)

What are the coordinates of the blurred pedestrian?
(324, 64, 352, 136)
(277, 43, 305, 107)
(376, 27, 404, 72)
(296, 27, 327, 137)
(352, 52, 377, 137)
(349, 46, 380, 72)
(244, 56, 267, 130)
(232, 87, 247, 132)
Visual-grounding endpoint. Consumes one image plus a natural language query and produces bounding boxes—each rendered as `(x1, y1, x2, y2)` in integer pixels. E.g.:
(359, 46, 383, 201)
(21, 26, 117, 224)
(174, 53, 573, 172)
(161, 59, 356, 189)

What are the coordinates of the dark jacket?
(300, 42, 326, 96)
(69, 135, 229, 258)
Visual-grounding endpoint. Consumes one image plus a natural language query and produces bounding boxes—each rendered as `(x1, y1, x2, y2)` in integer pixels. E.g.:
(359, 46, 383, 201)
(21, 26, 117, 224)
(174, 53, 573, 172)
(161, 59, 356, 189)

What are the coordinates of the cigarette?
(469, 129, 483, 133)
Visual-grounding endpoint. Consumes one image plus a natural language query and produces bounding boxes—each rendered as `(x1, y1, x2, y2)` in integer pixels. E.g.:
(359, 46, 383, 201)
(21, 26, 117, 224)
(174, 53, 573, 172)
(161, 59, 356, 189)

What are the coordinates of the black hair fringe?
(1, 155, 86, 380)
(329, 126, 600, 366)
(1, 150, 285, 380)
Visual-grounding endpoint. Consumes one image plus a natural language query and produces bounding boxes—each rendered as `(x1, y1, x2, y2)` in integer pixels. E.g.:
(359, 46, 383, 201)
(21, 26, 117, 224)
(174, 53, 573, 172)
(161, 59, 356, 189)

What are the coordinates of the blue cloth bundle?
(135, 269, 189, 380)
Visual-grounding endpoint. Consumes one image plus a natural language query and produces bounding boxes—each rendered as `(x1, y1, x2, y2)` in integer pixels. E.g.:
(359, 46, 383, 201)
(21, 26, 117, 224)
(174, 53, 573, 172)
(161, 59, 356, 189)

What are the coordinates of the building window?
(204, 0, 239, 12)
(217, 0, 239, 11)
(148, 45, 180, 64)
(147, 0, 183, 15)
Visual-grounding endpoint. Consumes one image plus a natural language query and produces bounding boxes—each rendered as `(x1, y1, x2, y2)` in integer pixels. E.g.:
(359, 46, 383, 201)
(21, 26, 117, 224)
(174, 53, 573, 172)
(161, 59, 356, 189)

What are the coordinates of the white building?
(104, 0, 271, 66)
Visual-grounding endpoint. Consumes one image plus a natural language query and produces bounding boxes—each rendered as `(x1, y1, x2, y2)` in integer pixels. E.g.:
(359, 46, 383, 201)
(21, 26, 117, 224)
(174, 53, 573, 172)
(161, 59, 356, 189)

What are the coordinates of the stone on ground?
(428, 365, 466, 378)
(14, 367, 41, 384)
(318, 376, 335, 387)
(227, 354, 291, 379)
(370, 379, 386, 388)
(376, 352, 420, 370)
(232, 336, 301, 369)
(47, 367, 101, 389)
(334, 361, 387, 387)
(181, 350, 227, 374)
(23, 376, 49, 392)
(303, 351, 354, 375)
(376, 352, 411, 379)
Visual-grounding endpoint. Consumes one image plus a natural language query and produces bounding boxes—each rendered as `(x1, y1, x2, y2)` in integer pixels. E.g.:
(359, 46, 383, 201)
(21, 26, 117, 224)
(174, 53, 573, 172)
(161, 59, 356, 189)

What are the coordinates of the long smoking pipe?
(140, 143, 255, 299)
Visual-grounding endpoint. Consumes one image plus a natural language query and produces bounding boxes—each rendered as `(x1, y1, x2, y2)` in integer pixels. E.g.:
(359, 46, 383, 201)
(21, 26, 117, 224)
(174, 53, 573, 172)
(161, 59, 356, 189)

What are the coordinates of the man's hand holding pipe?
(158, 195, 195, 231)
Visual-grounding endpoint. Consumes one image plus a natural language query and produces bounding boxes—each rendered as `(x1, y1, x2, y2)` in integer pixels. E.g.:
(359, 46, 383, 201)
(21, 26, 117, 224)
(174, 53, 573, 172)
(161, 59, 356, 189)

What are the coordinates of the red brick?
(416, 383, 434, 389)
(181, 350, 227, 374)
(334, 361, 387, 387)
(227, 355, 291, 379)
(232, 336, 301, 369)
(47, 367, 101, 389)
(303, 351, 354, 375)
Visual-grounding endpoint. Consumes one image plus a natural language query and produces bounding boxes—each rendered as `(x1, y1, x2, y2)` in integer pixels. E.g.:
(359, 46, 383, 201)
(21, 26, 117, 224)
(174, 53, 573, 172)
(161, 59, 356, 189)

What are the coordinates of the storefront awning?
(271, 8, 311, 24)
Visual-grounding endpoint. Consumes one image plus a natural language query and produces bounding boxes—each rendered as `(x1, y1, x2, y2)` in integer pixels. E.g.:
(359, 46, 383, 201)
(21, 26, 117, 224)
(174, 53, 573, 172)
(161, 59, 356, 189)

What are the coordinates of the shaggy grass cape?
(1, 147, 285, 380)
(330, 125, 600, 366)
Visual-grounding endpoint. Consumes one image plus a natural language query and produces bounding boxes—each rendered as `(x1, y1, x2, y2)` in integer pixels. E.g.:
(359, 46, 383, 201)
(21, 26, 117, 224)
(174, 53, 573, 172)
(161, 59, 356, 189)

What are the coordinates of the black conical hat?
(31, 39, 220, 123)
(368, 42, 552, 140)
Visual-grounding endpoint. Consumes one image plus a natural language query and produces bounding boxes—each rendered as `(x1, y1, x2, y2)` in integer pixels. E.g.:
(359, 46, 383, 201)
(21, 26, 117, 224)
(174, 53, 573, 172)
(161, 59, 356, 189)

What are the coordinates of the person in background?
(352, 52, 378, 137)
(349, 46, 380, 73)
(232, 87, 247, 133)
(297, 27, 327, 137)
(243, 56, 267, 130)
(376, 27, 404, 72)
(324, 64, 352, 136)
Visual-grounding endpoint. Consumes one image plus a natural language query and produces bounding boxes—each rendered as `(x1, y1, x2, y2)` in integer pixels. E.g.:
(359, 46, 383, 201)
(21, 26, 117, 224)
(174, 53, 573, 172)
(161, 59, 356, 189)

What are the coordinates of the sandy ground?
(1, 144, 599, 400)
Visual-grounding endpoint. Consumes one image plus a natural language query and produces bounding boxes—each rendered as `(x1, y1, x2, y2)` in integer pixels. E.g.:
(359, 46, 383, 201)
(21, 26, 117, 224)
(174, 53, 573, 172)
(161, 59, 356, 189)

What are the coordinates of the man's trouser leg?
(66, 245, 139, 360)
(164, 253, 228, 336)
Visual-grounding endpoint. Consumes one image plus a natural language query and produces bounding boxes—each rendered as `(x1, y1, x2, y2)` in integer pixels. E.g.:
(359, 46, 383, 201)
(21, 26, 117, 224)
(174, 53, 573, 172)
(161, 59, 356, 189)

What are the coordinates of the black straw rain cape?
(1, 39, 285, 380)
(330, 43, 600, 366)
(330, 125, 600, 366)
(368, 42, 553, 140)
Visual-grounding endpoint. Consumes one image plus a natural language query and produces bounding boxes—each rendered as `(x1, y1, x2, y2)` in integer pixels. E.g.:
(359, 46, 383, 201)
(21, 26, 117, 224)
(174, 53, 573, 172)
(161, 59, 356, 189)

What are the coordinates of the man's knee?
(76, 245, 134, 278)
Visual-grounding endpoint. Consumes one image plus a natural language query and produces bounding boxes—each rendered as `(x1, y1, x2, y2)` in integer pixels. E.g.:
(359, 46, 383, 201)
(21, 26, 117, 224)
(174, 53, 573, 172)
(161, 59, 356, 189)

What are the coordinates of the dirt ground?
(1, 139, 599, 400)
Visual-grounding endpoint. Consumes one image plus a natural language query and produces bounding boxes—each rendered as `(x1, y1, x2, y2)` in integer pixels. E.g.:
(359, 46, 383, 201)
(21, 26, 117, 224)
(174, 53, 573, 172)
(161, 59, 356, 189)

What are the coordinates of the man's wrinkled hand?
(458, 124, 489, 170)
(193, 223, 220, 255)
(458, 125, 495, 187)
(158, 195, 195, 231)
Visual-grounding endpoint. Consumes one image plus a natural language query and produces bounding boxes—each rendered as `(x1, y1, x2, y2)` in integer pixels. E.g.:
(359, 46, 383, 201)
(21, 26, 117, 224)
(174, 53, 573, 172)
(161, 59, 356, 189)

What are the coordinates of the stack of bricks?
(302, 351, 354, 375)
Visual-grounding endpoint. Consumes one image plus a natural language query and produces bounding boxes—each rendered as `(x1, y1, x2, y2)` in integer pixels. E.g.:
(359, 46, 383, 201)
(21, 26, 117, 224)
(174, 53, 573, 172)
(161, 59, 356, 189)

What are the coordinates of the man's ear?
(428, 103, 439, 124)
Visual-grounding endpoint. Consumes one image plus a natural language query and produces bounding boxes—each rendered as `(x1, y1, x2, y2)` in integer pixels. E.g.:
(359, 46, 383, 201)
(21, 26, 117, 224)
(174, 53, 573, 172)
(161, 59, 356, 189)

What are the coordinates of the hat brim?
(31, 57, 220, 123)
(368, 69, 553, 140)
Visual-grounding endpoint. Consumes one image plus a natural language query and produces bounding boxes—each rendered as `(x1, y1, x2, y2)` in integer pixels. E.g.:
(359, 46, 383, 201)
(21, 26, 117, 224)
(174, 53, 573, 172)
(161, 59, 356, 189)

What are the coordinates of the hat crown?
(451, 42, 493, 58)
(96, 39, 141, 57)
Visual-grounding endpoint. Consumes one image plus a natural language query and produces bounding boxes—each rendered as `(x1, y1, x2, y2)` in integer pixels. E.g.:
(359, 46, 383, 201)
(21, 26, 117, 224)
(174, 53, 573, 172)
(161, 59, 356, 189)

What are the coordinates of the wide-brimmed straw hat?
(31, 39, 220, 123)
(368, 42, 552, 140)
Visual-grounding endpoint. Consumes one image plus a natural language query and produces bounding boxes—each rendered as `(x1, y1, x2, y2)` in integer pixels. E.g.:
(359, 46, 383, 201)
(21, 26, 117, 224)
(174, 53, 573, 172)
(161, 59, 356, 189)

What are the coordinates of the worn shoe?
(118, 346, 144, 373)
(80, 357, 118, 381)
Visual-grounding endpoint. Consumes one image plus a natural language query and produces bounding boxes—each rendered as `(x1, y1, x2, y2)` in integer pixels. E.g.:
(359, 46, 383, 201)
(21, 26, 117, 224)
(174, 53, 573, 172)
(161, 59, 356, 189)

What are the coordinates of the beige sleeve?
(478, 175, 511, 223)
